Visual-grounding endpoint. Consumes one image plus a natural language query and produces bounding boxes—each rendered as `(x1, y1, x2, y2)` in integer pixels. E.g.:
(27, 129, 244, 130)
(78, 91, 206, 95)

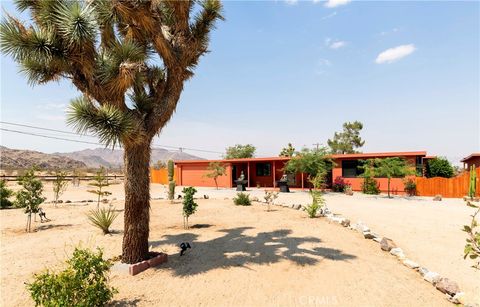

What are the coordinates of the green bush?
(361, 177, 380, 195)
(0, 180, 14, 209)
(233, 192, 251, 206)
(426, 157, 454, 178)
(87, 206, 119, 234)
(463, 201, 480, 269)
(305, 190, 325, 218)
(27, 247, 117, 307)
(404, 178, 417, 196)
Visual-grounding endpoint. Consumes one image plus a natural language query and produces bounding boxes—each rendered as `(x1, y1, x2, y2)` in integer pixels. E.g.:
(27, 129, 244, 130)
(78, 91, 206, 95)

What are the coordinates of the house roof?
(461, 153, 480, 163)
(175, 151, 427, 165)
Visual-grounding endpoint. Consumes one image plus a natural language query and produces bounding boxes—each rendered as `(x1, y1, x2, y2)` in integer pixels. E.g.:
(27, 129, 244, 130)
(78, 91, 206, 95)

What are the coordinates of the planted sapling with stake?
(264, 191, 278, 211)
(88, 167, 111, 208)
(15, 168, 45, 232)
(52, 170, 69, 206)
(182, 187, 198, 229)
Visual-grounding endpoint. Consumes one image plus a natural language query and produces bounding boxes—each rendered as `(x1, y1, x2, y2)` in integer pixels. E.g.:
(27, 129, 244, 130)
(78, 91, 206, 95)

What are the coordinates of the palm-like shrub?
(87, 206, 119, 235)
(1, 0, 223, 263)
(234, 192, 251, 206)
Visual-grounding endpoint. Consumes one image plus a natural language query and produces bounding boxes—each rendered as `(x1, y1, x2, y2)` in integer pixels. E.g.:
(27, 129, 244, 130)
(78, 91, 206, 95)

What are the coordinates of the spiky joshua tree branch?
(1, 0, 223, 263)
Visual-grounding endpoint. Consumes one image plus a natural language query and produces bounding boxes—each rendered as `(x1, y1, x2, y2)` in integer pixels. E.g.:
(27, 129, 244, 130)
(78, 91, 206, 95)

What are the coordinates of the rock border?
(257, 199, 473, 306)
(112, 252, 168, 276)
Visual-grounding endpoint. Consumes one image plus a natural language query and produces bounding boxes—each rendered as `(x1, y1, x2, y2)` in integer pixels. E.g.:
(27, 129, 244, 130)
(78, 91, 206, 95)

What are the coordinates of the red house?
(172, 151, 428, 195)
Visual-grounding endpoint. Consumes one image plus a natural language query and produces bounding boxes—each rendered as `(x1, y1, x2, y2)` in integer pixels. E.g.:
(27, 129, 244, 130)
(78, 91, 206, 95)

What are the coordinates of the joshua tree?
(1, 0, 223, 263)
(205, 161, 226, 189)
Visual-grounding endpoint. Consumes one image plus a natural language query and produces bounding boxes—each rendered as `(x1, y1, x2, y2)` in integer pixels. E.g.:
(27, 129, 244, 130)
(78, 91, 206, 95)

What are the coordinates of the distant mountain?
(56, 147, 203, 168)
(0, 146, 87, 170)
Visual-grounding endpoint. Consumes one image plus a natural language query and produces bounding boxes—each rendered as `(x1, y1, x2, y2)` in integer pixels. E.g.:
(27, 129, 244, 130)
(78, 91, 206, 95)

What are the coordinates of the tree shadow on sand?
(150, 227, 356, 276)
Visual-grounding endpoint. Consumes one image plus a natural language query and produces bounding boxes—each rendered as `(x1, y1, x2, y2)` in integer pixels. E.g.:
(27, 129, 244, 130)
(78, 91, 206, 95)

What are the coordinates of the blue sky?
(0, 0, 479, 163)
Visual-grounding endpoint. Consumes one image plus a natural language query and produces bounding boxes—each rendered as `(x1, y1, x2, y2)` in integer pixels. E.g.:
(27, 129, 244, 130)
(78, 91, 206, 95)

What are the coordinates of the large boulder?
(435, 278, 460, 296)
(380, 238, 397, 251)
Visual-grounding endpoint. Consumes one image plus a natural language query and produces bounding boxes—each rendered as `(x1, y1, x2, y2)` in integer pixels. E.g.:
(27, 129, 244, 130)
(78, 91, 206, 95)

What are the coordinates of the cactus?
(469, 165, 477, 198)
(167, 160, 175, 201)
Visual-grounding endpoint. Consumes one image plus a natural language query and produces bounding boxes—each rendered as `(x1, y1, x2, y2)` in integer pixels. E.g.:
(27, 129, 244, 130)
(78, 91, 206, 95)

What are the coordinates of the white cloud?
(325, 38, 347, 49)
(375, 44, 416, 64)
(285, 0, 298, 5)
(324, 0, 351, 8)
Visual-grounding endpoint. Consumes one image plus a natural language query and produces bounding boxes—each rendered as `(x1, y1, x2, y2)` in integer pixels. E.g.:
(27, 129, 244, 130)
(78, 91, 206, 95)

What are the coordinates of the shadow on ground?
(150, 227, 356, 276)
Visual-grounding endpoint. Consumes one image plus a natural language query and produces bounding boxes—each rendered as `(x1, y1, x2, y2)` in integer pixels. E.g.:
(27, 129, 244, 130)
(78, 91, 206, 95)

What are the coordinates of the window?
(342, 160, 364, 178)
(256, 163, 271, 176)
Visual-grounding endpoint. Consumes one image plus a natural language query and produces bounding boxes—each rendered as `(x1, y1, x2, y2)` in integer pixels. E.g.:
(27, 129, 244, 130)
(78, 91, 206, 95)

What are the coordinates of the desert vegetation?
(182, 187, 198, 229)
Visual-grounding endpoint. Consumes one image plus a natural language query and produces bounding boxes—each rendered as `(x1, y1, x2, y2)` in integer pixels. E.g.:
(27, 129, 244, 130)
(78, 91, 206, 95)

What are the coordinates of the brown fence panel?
(415, 168, 480, 198)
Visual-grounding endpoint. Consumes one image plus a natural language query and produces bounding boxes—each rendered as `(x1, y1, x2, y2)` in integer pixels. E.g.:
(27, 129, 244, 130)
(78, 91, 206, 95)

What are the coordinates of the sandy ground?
(0, 182, 453, 307)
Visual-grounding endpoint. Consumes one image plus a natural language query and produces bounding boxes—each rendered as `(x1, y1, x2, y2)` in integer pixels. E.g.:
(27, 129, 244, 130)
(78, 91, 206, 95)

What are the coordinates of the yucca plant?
(1, 0, 223, 263)
(87, 206, 119, 235)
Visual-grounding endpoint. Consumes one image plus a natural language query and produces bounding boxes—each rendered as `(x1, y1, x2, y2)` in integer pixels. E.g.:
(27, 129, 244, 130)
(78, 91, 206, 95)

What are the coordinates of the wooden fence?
(415, 168, 480, 198)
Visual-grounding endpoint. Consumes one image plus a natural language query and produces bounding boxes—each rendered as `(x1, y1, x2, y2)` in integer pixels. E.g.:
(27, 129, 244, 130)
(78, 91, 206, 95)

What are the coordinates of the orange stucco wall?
(176, 163, 232, 188)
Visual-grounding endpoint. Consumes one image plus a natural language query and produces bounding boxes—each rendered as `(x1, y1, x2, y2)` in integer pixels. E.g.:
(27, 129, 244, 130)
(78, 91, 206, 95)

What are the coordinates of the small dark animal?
(177, 195, 182, 200)
(179, 242, 191, 256)
(38, 208, 50, 223)
(203, 195, 209, 199)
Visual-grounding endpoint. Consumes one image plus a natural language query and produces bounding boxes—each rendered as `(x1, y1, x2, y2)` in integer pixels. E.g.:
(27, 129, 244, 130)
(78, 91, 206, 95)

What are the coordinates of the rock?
(380, 237, 397, 251)
(251, 196, 259, 202)
(340, 218, 350, 227)
(57, 200, 63, 204)
(363, 231, 375, 239)
(402, 259, 419, 269)
(433, 194, 442, 201)
(447, 292, 465, 304)
(389, 247, 405, 259)
(87, 200, 94, 203)
(354, 222, 370, 233)
(81, 200, 87, 203)
(423, 271, 441, 285)
(65, 200, 71, 203)
(373, 237, 382, 243)
(323, 207, 332, 215)
(295, 204, 302, 210)
(418, 267, 429, 276)
(435, 277, 460, 296)
(345, 190, 353, 196)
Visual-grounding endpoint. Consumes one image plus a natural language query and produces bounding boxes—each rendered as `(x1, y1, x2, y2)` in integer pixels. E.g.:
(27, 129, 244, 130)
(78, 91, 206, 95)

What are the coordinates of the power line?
(0, 122, 223, 154)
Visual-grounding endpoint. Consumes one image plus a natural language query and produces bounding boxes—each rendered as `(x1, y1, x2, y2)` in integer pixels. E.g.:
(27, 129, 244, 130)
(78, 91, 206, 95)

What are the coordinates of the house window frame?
(256, 162, 272, 177)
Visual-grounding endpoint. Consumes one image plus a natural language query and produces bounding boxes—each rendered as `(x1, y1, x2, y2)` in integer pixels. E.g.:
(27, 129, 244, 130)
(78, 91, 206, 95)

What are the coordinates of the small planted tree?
(264, 191, 279, 212)
(167, 160, 176, 202)
(464, 201, 480, 269)
(27, 247, 117, 306)
(88, 167, 111, 208)
(182, 187, 198, 229)
(0, 179, 14, 209)
(371, 158, 415, 198)
(52, 170, 69, 206)
(304, 173, 326, 218)
(205, 162, 226, 189)
(15, 168, 45, 232)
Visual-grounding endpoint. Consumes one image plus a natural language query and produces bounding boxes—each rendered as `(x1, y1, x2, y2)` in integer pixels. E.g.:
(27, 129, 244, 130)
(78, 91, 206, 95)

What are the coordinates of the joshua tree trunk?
(122, 141, 152, 263)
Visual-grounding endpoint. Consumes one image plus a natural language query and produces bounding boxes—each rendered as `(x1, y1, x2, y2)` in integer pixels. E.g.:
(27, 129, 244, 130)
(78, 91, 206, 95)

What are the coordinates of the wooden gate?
(415, 168, 480, 198)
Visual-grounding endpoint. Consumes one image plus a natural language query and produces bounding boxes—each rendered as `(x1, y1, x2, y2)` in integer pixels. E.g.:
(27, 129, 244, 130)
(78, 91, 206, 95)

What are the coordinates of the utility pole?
(312, 143, 321, 151)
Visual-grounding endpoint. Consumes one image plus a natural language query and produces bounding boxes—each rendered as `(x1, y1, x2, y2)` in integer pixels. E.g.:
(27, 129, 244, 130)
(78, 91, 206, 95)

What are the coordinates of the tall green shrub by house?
(359, 160, 380, 195)
(426, 157, 455, 178)
(27, 247, 117, 306)
(469, 165, 477, 199)
(168, 160, 176, 201)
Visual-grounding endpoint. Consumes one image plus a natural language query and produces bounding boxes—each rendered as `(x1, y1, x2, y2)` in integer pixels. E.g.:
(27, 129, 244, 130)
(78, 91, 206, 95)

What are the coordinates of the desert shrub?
(464, 201, 480, 269)
(361, 177, 380, 195)
(264, 191, 279, 212)
(404, 178, 417, 196)
(182, 187, 198, 229)
(27, 247, 117, 307)
(332, 176, 350, 192)
(234, 192, 251, 206)
(87, 206, 119, 234)
(0, 179, 14, 208)
(426, 157, 454, 178)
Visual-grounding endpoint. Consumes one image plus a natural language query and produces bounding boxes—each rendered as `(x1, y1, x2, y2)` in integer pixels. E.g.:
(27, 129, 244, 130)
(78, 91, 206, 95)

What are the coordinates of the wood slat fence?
(415, 168, 480, 198)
